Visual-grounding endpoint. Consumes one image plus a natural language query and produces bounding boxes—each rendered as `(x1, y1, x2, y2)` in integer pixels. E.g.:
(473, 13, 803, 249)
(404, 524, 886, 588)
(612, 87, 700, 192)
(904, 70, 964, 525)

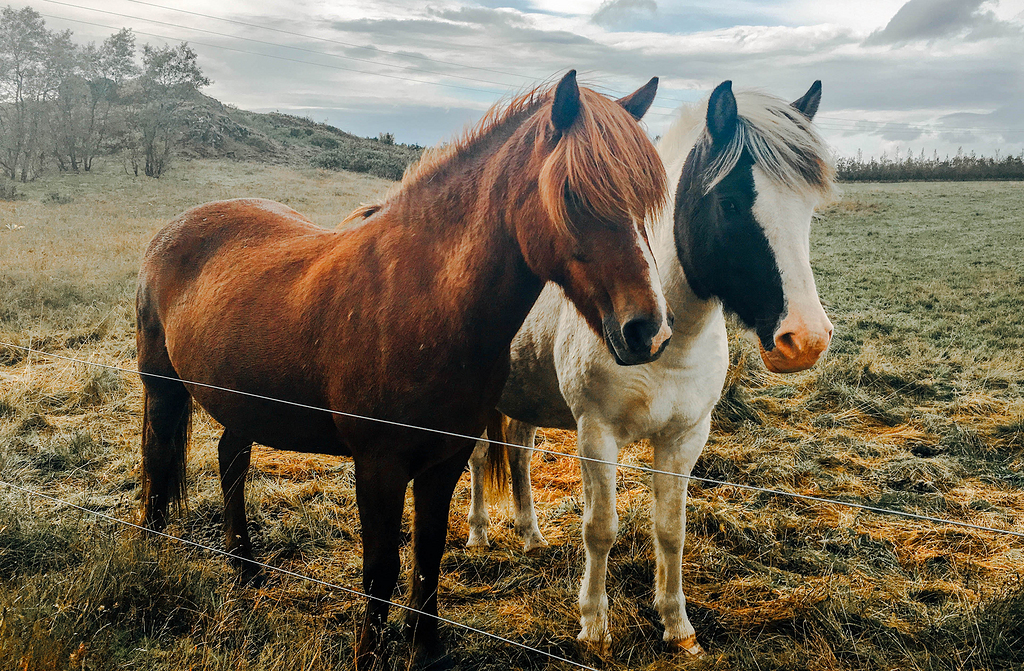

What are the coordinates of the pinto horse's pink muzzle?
(758, 311, 833, 374)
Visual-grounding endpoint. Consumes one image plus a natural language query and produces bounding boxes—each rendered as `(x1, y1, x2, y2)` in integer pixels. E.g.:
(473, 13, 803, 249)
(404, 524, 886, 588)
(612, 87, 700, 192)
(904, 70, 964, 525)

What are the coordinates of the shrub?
(0, 181, 23, 201)
(42, 191, 74, 205)
(311, 141, 420, 181)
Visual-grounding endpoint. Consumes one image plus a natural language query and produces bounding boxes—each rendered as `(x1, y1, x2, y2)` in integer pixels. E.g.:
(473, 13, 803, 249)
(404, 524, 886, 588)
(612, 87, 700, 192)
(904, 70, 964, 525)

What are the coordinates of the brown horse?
(135, 70, 670, 667)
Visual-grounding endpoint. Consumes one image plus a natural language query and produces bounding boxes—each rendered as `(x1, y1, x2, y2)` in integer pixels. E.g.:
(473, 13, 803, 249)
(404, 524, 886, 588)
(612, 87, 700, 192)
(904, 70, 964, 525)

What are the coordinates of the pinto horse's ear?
(617, 76, 659, 121)
(707, 80, 738, 146)
(551, 69, 581, 132)
(791, 80, 822, 121)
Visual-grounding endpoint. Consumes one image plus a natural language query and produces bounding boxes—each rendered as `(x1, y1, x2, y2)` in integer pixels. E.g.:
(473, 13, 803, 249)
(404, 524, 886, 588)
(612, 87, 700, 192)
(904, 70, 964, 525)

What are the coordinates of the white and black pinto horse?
(467, 81, 838, 654)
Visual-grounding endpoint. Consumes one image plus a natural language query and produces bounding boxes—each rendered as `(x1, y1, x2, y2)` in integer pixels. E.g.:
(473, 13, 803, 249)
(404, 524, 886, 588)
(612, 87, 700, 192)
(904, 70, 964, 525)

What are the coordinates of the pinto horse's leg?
(354, 457, 409, 669)
(405, 443, 475, 662)
(506, 420, 546, 552)
(650, 417, 710, 657)
(575, 418, 620, 653)
(466, 437, 491, 548)
(217, 430, 257, 581)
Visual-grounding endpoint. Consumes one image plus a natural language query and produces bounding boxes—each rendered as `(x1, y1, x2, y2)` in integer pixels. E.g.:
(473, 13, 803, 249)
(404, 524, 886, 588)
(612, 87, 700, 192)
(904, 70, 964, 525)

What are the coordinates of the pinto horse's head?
(507, 71, 672, 365)
(673, 80, 837, 373)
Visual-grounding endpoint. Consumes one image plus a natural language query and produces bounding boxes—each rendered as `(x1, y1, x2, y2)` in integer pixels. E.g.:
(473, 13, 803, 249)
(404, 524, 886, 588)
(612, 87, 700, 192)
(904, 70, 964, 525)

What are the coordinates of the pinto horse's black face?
(673, 80, 834, 373)
(674, 145, 785, 349)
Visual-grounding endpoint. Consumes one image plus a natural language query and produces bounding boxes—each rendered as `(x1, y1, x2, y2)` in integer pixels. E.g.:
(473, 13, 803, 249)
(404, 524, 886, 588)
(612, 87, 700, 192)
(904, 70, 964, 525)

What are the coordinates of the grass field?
(0, 161, 1022, 670)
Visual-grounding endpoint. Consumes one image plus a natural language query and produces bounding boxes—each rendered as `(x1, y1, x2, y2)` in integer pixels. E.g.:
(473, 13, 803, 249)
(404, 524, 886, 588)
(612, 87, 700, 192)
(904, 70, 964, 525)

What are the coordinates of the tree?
(124, 41, 209, 177)
(0, 6, 51, 181)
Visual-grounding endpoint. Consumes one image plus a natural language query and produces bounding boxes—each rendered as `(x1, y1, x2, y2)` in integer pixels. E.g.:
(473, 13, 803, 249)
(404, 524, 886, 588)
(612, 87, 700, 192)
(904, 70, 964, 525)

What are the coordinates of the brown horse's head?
(512, 71, 672, 365)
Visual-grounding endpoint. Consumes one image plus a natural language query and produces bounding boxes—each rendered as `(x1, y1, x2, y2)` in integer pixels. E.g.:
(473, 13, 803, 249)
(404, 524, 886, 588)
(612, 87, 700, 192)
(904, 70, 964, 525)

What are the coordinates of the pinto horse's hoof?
(465, 532, 490, 548)
(577, 630, 612, 656)
(667, 635, 704, 656)
(522, 534, 548, 553)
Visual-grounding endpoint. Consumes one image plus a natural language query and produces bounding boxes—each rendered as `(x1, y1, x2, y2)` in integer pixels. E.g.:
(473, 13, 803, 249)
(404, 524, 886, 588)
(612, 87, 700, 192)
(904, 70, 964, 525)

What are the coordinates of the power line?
(115, 0, 539, 83)
(69, 0, 1024, 135)
(4, 342, 1023, 541)
(41, 0, 527, 90)
(0, 478, 597, 670)
(35, 11, 509, 97)
(34, 3, 1024, 133)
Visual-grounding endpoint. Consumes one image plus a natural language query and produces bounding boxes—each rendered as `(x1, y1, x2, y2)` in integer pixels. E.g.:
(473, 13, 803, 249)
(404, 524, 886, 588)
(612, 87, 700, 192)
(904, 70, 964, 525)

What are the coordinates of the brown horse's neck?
(342, 113, 550, 363)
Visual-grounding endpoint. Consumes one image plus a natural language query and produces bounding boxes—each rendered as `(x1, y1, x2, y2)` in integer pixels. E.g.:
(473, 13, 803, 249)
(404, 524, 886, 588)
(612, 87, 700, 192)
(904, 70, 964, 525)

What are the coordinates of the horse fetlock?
(577, 620, 612, 654)
(666, 634, 704, 656)
(465, 525, 490, 548)
(515, 518, 547, 551)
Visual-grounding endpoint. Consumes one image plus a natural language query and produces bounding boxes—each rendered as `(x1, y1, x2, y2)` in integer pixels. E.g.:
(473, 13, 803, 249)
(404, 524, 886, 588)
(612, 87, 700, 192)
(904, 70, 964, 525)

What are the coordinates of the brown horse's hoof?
(229, 555, 265, 587)
(413, 647, 454, 670)
(667, 635, 704, 656)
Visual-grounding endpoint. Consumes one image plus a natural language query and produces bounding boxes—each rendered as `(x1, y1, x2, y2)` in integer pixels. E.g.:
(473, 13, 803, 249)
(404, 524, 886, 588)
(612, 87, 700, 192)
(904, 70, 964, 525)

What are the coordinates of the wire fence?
(1, 339, 1023, 665)
(3, 341, 1022, 541)
(0, 477, 596, 670)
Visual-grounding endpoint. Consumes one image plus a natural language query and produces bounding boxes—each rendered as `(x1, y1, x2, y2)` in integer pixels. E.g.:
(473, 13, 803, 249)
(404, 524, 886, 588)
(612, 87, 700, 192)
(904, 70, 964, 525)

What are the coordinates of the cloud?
(591, 0, 657, 29)
(864, 0, 1019, 44)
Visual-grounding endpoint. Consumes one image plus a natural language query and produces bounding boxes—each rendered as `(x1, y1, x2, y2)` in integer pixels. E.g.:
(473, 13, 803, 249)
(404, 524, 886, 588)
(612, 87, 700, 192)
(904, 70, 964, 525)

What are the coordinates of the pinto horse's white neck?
(652, 123, 718, 336)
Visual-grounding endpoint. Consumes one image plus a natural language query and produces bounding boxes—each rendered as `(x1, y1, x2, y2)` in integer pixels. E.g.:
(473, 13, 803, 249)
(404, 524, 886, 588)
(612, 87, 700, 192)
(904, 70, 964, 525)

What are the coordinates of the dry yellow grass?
(0, 168, 1022, 670)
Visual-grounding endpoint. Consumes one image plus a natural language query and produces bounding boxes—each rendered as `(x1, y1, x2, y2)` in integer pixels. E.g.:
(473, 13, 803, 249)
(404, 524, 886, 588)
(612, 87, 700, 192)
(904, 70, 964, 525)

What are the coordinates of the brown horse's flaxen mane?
(365, 81, 667, 234)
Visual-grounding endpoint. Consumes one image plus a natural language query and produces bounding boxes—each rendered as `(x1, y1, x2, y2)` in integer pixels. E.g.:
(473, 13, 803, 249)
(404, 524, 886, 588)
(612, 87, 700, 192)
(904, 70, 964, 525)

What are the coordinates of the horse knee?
(582, 514, 618, 553)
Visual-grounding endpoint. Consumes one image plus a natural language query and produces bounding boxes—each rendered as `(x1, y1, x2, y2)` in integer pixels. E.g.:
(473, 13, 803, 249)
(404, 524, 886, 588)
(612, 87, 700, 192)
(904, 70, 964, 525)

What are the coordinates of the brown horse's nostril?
(622, 316, 659, 355)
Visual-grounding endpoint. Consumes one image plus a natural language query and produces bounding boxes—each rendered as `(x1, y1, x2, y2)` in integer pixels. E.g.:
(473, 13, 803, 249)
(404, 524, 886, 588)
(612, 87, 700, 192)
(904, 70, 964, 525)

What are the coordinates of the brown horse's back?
(137, 198, 344, 454)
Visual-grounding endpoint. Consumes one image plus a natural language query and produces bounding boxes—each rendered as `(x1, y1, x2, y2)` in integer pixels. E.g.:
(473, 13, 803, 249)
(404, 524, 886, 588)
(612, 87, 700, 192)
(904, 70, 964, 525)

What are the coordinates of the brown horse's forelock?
(537, 88, 667, 235)
(368, 83, 667, 233)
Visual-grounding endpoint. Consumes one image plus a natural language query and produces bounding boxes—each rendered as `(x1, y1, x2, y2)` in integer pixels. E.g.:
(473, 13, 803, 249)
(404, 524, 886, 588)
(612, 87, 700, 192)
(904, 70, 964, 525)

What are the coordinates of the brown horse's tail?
(484, 410, 510, 499)
(139, 381, 193, 521)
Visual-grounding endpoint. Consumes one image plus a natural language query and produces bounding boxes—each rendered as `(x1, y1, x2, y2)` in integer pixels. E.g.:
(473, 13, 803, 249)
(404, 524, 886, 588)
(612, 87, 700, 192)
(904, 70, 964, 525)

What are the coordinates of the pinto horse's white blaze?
(750, 168, 833, 372)
(467, 79, 837, 657)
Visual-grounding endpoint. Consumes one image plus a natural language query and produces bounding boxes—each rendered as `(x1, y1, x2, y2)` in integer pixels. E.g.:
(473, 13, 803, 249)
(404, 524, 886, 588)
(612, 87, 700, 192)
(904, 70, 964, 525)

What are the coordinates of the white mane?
(658, 88, 838, 203)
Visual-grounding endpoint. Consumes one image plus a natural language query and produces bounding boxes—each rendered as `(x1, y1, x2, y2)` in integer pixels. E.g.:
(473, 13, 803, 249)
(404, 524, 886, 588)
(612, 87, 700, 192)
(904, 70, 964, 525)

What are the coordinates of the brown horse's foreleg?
(405, 444, 475, 663)
(354, 459, 408, 669)
(218, 430, 257, 581)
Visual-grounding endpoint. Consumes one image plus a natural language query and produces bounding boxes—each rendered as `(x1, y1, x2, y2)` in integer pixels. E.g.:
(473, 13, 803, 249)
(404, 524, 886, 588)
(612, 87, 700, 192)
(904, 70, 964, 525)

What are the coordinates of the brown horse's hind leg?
(354, 457, 409, 669)
(137, 284, 192, 530)
(218, 430, 258, 582)
(139, 375, 192, 530)
(405, 443, 476, 663)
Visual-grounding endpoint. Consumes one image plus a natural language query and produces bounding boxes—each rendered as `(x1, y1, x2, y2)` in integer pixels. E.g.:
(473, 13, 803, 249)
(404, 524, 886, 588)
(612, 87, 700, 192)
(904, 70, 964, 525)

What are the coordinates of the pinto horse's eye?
(720, 199, 739, 215)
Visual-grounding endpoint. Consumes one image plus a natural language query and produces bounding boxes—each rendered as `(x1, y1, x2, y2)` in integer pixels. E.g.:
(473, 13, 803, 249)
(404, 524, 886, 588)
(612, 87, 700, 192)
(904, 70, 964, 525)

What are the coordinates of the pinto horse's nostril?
(775, 331, 798, 356)
(622, 316, 659, 355)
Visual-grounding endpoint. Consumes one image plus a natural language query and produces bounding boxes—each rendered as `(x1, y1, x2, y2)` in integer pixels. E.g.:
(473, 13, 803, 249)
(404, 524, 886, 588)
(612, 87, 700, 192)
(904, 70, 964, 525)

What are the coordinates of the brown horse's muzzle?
(602, 310, 673, 366)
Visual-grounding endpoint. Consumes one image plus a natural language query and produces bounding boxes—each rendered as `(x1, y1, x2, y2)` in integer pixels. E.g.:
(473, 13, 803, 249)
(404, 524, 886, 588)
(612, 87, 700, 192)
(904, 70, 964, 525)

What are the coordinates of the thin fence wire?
(2, 341, 1023, 541)
(0, 477, 597, 670)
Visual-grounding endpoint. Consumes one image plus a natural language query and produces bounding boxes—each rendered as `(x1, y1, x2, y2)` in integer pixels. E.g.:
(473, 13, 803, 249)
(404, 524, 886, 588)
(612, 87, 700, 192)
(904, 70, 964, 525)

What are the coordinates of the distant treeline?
(837, 149, 1024, 182)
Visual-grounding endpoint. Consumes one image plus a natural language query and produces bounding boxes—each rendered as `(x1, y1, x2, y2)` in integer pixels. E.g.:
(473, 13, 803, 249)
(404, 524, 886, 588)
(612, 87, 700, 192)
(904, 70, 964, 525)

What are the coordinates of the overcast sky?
(24, 0, 1024, 158)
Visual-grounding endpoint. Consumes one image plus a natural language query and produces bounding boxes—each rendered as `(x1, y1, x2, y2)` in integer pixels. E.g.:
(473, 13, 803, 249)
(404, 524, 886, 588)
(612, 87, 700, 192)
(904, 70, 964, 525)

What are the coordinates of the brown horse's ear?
(707, 80, 737, 147)
(551, 70, 581, 132)
(791, 80, 822, 121)
(617, 77, 659, 121)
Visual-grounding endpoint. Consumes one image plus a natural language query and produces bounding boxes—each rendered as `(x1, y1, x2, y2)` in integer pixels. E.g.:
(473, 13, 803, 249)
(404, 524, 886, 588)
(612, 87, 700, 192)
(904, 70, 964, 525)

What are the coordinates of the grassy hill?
(173, 93, 422, 180)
